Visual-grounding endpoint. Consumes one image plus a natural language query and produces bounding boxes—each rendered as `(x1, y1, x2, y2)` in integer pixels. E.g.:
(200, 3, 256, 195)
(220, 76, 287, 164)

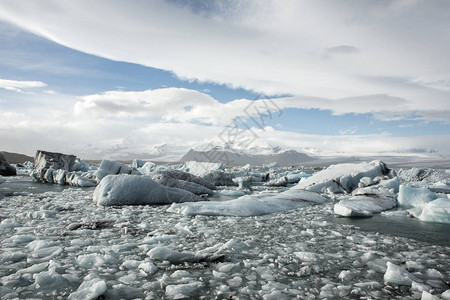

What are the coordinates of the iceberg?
(398, 185, 438, 208)
(409, 198, 450, 224)
(264, 176, 289, 187)
(137, 161, 157, 175)
(183, 161, 225, 176)
(168, 188, 327, 217)
(30, 150, 95, 187)
(294, 161, 391, 194)
(95, 159, 140, 181)
(334, 196, 397, 217)
(93, 174, 202, 206)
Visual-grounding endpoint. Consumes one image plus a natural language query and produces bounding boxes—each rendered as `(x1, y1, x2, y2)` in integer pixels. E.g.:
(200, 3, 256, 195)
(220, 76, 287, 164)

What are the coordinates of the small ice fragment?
(67, 278, 107, 300)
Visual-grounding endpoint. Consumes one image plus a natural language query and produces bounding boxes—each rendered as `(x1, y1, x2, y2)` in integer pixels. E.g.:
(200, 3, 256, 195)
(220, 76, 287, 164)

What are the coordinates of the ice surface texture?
(151, 173, 214, 195)
(93, 174, 203, 206)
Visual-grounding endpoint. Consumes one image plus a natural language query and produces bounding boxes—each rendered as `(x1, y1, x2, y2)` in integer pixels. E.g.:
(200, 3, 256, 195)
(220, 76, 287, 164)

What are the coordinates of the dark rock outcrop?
(0, 152, 17, 176)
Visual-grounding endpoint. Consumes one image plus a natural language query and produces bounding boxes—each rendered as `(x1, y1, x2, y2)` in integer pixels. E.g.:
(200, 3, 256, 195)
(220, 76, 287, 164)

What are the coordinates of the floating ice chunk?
(138, 261, 158, 275)
(147, 246, 196, 264)
(104, 283, 143, 299)
(95, 159, 139, 182)
(421, 291, 442, 300)
(413, 198, 450, 224)
(168, 188, 327, 217)
(398, 185, 438, 208)
(93, 174, 202, 206)
(0, 175, 4, 184)
(442, 290, 450, 300)
(378, 177, 400, 193)
(0, 252, 27, 263)
(3, 234, 35, 245)
(76, 254, 118, 268)
(137, 161, 156, 175)
(66, 172, 97, 187)
(384, 262, 419, 286)
(132, 159, 146, 169)
(234, 176, 253, 190)
(165, 281, 204, 299)
(411, 281, 432, 293)
(295, 160, 390, 193)
(286, 172, 311, 183)
(264, 176, 288, 187)
(294, 251, 317, 262)
(33, 267, 71, 290)
(183, 161, 225, 176)
(67, 278, 107, 300)
(338, 270, 353, 281)
(0, 218, 21, 229)
(334, 196, 397, 217)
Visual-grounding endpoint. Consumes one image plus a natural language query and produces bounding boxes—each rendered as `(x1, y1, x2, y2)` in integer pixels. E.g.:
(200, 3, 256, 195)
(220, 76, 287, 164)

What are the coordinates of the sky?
(0, 0, 449, 159)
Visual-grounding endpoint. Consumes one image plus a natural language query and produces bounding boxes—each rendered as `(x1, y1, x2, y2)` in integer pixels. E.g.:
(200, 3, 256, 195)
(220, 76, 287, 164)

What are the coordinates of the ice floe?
(334, 196, 397, 217)
(168, 189, 327, 216)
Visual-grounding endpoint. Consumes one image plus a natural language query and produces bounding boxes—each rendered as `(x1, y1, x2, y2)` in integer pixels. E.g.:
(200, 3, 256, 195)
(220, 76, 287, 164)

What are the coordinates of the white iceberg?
(409, 198, 450, 224)
(183, 161, 225, 176)
(294, 161, 391, 194)
(264, 176, 288, 187)
(93, 174, 202, 206)
(168, 189, 327, 217)
(334, 196, 397, 217)
(137, 161, 157, 175)
(398, 185, 438, 208)
(95, 159, 139, 182)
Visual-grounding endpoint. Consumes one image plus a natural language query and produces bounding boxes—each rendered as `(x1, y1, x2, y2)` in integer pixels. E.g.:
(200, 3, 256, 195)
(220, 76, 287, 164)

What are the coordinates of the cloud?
(0, 78, 47, 93)
(74, 87, 450, 125)
(0, 0, 449, 106)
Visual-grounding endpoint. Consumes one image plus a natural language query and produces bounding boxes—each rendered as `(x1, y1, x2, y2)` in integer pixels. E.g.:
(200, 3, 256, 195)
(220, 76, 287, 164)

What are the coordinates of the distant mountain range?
(180, 147, 314, 166)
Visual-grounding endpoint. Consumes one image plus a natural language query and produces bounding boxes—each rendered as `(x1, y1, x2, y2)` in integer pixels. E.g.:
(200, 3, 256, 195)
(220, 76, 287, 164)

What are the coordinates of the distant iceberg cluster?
(22, 150, 450, 225)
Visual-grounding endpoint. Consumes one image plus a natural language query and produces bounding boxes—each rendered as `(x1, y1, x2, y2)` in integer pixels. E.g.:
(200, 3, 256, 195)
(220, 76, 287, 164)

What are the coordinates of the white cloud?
(0, 78, 47, 93)
(0, 0, 449, 113)
(74, 88, 450, 124)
